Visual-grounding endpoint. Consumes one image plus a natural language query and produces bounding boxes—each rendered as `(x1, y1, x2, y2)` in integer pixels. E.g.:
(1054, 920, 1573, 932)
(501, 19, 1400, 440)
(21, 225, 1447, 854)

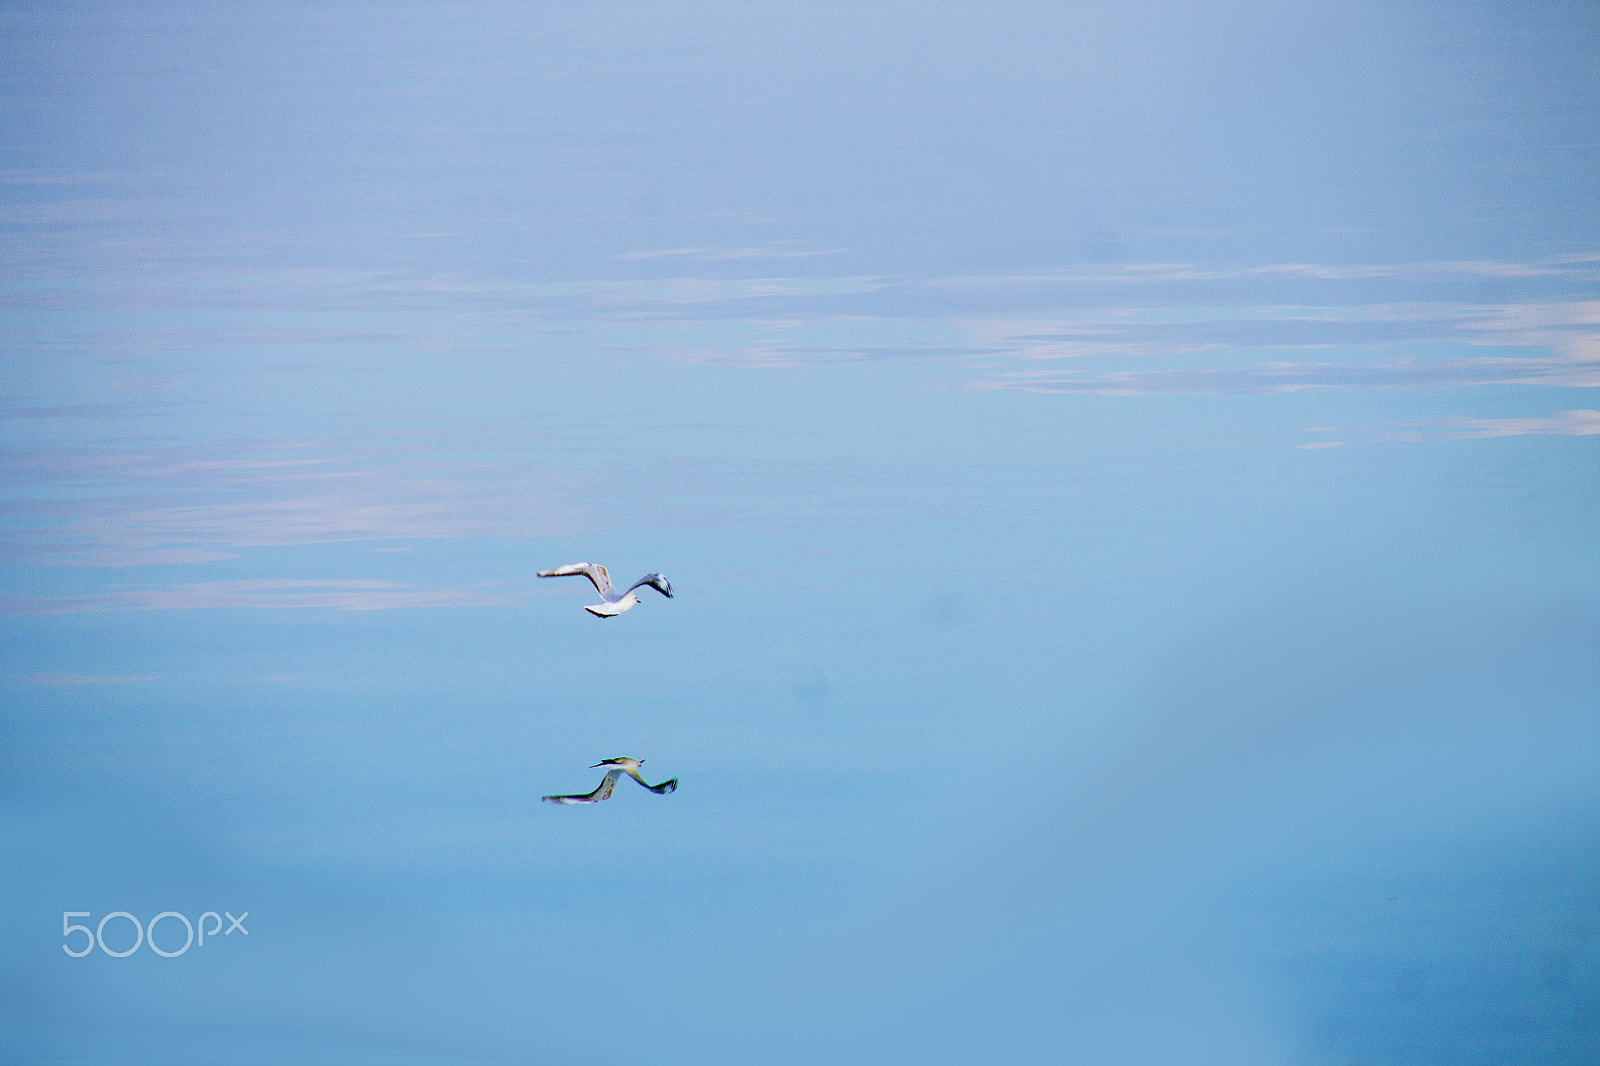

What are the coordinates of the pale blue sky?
(2, 2, 1599, 1063)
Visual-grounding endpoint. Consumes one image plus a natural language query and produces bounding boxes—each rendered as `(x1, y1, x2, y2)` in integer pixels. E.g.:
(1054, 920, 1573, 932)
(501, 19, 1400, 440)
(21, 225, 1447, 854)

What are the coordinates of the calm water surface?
(2, 3, 1598, 1063)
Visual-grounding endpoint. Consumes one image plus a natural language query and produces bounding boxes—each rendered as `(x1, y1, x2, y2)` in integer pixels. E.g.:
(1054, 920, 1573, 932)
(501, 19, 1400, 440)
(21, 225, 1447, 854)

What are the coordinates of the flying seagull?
(537, 563, 674, 617)
(541, 758, 679, 804)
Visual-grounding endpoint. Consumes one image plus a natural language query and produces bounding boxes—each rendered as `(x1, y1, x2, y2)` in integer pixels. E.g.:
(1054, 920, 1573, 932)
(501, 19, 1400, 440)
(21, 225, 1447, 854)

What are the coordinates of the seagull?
(541, 758, 678, 804)
(537, 563, 674, 617)
(542, 769, 625, 805)
(591, 756, 678, 794)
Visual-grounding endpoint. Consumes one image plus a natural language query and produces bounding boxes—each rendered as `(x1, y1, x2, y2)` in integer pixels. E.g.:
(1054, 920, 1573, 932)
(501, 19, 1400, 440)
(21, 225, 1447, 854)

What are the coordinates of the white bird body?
(583, 591, 639, 617)
(537, 563, 673, 617)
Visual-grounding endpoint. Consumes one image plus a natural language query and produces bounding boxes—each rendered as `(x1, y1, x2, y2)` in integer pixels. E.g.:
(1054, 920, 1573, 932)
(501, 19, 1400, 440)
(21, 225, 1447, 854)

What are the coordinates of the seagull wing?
(542, 769, 624, 804)
(537, 563, 614, 597)
(624, 573, 674, 599)
(625, 768, 679, 794)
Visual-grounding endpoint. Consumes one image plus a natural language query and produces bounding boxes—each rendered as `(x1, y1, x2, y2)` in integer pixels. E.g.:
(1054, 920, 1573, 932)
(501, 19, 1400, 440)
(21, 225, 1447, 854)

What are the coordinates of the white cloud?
(981, 353, 1600, 396)
(1289, 410, 1600, 447)
(1378, 409, 1600, 442)
(1, 440, 585, 565)
(959, 284, 1600, 395)
(17, 674, 157, 684)
(935, 256, 1600, 289)
(616, 245, 845, 262)
(47, 549, 242, 567)
(0, 578, 540, 615)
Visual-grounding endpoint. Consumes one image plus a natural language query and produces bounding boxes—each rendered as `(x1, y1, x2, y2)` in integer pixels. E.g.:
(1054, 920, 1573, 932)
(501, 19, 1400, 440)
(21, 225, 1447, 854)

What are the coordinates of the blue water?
(3, 3, 1599, 1062)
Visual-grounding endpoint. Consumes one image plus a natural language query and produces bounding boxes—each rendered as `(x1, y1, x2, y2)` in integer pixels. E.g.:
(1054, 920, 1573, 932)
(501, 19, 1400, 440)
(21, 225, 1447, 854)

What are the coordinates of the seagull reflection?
(542, 769, 626, 805)
(591, 756, 678, 794)
(542, 758, 678, 804)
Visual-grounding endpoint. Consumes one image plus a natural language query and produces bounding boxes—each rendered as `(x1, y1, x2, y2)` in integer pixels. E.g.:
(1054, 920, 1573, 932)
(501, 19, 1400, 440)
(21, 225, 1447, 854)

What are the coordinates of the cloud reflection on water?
(1, 440, 584, 568)
(2, 2, 1598, 1056)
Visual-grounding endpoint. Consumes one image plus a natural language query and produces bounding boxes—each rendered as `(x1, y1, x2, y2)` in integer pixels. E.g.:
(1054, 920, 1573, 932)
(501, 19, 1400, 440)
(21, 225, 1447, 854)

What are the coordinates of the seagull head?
(592, 757, 642, 771)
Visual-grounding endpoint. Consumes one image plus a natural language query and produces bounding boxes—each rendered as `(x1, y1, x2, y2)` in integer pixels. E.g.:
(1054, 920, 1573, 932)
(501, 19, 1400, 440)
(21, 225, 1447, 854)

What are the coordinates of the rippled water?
(3, 3, 1598, 1063)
